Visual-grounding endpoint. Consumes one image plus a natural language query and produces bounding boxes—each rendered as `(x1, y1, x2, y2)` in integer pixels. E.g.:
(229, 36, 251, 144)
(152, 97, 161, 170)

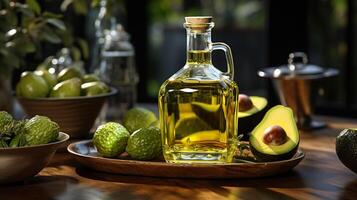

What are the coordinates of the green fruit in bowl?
(16, 72, 49, 98)
(34, 69, 57, 88)
(82, 74, 100, 83)
(93, 122, 130, 158)
(57, 67, 82, 82)
(50, 78, 81, 98)
(123, 107, 158, 134)
(0, 111, 13, 134)
(81, 81, 109, 96)
(23, 115, 59, 146)
(126, 126, 162, 160)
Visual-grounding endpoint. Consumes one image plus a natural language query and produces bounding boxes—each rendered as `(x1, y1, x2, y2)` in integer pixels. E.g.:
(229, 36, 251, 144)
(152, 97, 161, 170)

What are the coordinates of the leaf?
(77, 38, 89, 59)
(0, 51, 20, 68)
(46, 18, 66, 31)
(43, 11, 62, 19)
(26, 0, 41, 15)
(40, 26, 61, 43)
(60, 0, 74, 11)
(70, 46, 81, 61)
(73, 0, 88, 15)
(12, 35, 36, 53)
(91, 0, 101, 7)
(16, 4, 35, 17)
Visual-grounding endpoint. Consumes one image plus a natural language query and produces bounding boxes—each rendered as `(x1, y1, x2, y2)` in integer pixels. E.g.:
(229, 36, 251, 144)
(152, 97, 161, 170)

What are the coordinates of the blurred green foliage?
(0, 0, 66, 74)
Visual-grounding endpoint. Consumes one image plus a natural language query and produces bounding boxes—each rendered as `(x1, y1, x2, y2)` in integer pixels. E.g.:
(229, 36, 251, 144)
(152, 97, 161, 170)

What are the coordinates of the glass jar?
(98, 24, 138, 121)
(158, 16, 239, 163)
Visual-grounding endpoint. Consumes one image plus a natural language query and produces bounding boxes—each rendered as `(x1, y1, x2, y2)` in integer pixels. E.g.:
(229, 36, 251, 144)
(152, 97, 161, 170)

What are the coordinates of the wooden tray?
(67, 140, 304, 179)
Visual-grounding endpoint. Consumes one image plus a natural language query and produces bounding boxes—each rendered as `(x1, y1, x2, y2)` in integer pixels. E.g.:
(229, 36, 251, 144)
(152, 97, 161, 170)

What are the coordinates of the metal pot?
(258, 52, 339, 130)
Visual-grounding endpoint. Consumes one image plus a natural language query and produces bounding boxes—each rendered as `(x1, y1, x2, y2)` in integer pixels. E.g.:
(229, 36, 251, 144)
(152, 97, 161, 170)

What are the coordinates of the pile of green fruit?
(16, 67, 110, 98)
(93, 107, 161, 161)
(0, 111, 59, 148)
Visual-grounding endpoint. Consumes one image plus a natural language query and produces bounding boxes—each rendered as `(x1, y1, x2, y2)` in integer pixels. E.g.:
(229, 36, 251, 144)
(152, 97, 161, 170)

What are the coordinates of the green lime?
(57, 67, 82, 82)
(123, 107, 158, 134)
(81, 81, 109, 96)
(34, 69, 57, 88)
(50, 78, 81, 98)
(23, 115, 59, 146)
(16, 72, 49, 98)
(93, 122, 130, 158)
(82, 74, 100, 83)
(126, 126, 162, 160)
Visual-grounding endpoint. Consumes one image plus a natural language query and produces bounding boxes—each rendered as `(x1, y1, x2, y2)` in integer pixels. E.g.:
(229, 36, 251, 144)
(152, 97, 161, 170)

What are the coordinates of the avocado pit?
(263, 125, 287, 146)
(238, 94, 254, 112)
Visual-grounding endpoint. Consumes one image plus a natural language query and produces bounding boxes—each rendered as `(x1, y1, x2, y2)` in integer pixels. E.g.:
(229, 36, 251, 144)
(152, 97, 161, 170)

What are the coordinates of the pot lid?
(258, 52, 339, 80)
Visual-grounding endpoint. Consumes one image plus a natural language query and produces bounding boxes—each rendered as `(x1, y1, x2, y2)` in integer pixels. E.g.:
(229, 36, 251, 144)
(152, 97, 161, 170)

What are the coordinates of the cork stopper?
(184, 16, 214, 32)
(185, 16, 212, 24)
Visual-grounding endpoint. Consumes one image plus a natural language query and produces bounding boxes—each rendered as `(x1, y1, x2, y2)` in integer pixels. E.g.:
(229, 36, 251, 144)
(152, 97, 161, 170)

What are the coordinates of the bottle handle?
(212, 42, 234, 79)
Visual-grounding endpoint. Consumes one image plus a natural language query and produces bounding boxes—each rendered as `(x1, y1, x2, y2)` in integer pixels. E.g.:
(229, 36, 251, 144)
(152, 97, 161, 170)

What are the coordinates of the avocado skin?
(238, 105, 268, 141)
(250, 142, 298, 162)
(336, 129, 357, 174)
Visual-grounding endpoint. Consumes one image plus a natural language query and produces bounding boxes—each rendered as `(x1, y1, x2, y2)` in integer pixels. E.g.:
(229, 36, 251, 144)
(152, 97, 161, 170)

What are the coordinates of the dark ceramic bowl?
(17, 88, 116, 139)
(0, 132, 69, 184)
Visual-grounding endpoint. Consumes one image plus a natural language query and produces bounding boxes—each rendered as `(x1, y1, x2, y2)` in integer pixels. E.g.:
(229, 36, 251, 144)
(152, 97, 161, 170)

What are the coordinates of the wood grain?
(0, 116, 356, 200)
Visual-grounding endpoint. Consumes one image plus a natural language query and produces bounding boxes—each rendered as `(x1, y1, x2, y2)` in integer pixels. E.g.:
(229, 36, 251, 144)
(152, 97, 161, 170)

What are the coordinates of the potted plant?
(0, 0, 67, 112)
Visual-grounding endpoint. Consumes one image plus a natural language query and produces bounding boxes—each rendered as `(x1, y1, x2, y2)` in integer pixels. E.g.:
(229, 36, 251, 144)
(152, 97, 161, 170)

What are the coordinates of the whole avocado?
(16, 72, 49, 98)
(81, 81, 109, 96)
(57, 67, 82, 82)
(23, 115, 59, 146)
(50, 78, 81, 98)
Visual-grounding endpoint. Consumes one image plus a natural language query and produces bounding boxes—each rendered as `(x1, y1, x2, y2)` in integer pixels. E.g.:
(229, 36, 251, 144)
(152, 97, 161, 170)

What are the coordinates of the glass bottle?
(158, 16, 239, 164)
(98, 24, 138, 121)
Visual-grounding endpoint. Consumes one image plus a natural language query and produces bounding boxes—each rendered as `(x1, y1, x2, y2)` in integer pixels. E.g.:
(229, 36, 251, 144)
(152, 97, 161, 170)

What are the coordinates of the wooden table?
(0, 116, 356, 200)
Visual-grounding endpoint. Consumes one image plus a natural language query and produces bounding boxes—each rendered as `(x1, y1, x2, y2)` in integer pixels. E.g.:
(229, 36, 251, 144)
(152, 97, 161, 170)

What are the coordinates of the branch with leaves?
(0, 0, 67, 74)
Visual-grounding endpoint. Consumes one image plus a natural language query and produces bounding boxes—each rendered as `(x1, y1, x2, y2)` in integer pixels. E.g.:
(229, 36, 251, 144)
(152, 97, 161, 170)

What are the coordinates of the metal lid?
(103, 24, 133, 52)
(258, 52, 339, 80)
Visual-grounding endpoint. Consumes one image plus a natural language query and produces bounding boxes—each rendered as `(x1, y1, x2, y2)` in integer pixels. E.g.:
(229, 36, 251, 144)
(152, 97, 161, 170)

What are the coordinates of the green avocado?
(57, 67, 82, 82)
(238, 96, 268, 140)
(82, 74, 100, 83)
(50, 78, 81, 98)
(336, 129, 357, 174)
(16, 72, 49, 98)
(249, 105, 299, 162)
(81, 81, 109, 96)
(34, 69, 57, 88)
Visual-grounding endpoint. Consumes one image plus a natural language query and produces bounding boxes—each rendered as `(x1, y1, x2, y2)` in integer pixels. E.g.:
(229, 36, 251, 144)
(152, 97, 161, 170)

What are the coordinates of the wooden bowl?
(17, 88, 116, 139)
(0, 132, 69, 184)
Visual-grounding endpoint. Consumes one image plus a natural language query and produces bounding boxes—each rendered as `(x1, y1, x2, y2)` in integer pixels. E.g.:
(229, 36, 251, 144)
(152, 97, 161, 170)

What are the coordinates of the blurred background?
(1, 0, 357, 118)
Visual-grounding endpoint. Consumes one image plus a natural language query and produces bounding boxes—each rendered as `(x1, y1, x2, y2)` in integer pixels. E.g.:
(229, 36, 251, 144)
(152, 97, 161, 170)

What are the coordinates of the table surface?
(0, 116, 356, 200)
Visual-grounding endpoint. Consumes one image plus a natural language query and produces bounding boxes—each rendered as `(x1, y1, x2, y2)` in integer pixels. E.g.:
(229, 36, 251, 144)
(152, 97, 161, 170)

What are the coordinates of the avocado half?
(336, 129, 357, 174)
(238, 96, 268, 140)
(249, 105, 300, 162)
